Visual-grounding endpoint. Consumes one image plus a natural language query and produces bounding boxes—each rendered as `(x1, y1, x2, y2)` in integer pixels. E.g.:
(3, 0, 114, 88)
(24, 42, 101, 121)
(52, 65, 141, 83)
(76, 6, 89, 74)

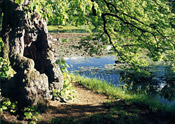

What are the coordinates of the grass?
(49, 73, 173, 124)
(47, 25, 93, 33)
(69, 73, 138, 100)
(47, 25, 81, 32)
(68, 73, 175, 114)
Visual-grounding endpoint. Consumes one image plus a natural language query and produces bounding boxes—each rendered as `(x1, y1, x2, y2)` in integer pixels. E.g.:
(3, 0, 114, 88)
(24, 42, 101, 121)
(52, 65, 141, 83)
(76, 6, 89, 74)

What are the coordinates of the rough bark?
(0, 0, 63, 106)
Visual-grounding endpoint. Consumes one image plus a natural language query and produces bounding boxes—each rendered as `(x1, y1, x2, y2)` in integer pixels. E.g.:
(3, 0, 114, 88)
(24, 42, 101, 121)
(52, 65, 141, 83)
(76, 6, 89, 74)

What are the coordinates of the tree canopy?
(1, 0, 175, 68)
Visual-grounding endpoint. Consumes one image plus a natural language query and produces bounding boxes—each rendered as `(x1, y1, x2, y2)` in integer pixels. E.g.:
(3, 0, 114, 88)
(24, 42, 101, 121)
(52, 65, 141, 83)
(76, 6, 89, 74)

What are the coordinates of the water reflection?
(65, 56, 121, 86)
(160, 74, 175, 102)
(120, 66, 175, 104)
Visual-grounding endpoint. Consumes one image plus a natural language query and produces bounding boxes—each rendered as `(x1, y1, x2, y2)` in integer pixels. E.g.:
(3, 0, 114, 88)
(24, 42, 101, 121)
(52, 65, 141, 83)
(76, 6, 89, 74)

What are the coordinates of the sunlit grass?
(47, 25, 80, 32)
(68, 73, 144, 101)
(68, 73, 175, 114)
(47, 25, 93, 32)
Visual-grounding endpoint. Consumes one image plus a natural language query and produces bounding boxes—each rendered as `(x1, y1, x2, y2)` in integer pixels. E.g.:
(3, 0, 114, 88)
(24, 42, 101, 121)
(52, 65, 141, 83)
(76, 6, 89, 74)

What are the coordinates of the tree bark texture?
(0, 0, 63, 106)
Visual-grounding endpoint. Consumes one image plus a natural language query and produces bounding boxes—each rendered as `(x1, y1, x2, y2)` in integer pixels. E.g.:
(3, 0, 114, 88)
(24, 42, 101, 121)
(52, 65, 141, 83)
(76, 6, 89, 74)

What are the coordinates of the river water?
(65, 56, 121, 86)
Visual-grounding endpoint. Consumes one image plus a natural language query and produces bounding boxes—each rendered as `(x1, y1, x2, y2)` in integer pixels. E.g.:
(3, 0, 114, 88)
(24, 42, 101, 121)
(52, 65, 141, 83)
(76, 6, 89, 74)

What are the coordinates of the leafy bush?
(23, 106, 39, 122)
(56, 58, 70, 73)
(0, 98, 17, 113)
(0, 58, 14, 79)
(54, 58, 76, 102)
(0, 38, 17, 113)
(52, 74, 76, 102)
(0, 38, 15, 80)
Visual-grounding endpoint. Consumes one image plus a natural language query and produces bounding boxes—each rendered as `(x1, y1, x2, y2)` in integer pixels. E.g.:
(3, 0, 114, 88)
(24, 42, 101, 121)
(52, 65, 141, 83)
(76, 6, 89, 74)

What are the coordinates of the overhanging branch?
(101, 13, 126, 61)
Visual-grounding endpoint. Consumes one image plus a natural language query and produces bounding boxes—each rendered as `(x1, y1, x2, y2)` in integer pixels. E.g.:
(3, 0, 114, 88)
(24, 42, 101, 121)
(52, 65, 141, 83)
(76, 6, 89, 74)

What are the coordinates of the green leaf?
(2, 105, 7, 110)
(29, 121, 36, 124)
(0, 108, 3, 113)
(24, 112, 33, 120)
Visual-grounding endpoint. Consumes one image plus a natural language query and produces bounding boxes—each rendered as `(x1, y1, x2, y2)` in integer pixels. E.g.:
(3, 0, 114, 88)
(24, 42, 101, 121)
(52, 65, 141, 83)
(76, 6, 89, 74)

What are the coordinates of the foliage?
(119, 70, 157, 94)
(52, 74, 76, 102)
(0, 38, 15, 80)
(95, 1, 174, 57)
(54, 58, 76, 102)
(56, 58, 70, 73)
(0, 58, 15, 80)
(0, 98, 17, 114)
(13, 0, 175, 67)
(45, 0, 175, 67)
(15, 0, 92, 25)
(23, 106, 39, 123)
(14, 0, 23, 5)
(46, 0, 93, 25)
(14, 0, 53, 19)
(0, 98, 40, 124)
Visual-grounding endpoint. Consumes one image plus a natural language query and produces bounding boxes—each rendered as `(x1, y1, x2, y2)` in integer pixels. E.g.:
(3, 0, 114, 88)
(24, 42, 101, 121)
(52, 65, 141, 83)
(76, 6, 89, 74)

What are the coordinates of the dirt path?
(38, 83, 172, 124)
(0, 82, 113, 124)
(40, 83, 112, 123)
(1, 77, 172, 124)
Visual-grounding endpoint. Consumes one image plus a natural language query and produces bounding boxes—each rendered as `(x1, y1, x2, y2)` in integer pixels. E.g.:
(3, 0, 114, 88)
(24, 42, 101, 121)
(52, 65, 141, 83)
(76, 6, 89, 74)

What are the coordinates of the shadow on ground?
(0, 119, 14, 124)
(37, 100, 174, 124)
(1, 98, 175, 124)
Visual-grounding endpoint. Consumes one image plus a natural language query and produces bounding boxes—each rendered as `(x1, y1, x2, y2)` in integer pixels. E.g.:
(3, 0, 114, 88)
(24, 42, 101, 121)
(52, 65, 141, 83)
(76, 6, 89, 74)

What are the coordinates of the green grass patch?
(47, 25, 80, 32)
(68, 73, 175, 114)
(69, 73, 138, 100)
(47, 25, 59, 32)
(47, 25, 94, 33)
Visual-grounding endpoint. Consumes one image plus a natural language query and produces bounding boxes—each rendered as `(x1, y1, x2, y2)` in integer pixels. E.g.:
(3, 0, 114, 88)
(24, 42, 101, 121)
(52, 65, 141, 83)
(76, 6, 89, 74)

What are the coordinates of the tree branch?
(101, 13, 126, 61)
(103, 13, 149, 33)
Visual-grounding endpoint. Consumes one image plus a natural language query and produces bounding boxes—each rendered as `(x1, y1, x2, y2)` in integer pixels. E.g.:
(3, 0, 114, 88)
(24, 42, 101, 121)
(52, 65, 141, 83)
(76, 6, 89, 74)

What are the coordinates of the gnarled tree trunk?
(0, 0, 63, 106)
